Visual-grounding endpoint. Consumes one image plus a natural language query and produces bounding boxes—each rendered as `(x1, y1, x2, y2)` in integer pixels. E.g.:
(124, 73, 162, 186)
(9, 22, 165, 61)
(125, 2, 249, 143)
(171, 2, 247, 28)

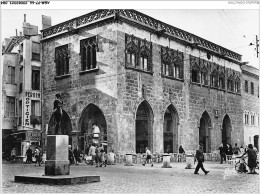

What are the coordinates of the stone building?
(2, 16, 42, 161)
(241, 64, 259, 150)
(41, 10, 244, 154)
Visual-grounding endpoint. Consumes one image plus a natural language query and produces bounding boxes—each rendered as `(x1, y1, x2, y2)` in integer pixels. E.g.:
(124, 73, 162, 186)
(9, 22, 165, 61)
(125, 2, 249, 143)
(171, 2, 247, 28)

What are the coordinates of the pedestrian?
(179, 145, 185, 154)
(242, 144, 258, 174)
(194, 143, 209, 175)
(68, 145, 74, 165)
(244, 145, 248, 153)
(73, 146, 80, 165)
(142, 147, 153, 167)
(96, 144, 104, 167)
(34, 147, 41, 166)
(10, 148, 16, 163)
(233, 143, 240, 155)
(26, 146, 33, 164)
(100, 149, 107, 167)
(88, 143, 97, 166)
(226, 144, 233, 155)
(219, 143, 226, 164)
(240, 146, 245, 154)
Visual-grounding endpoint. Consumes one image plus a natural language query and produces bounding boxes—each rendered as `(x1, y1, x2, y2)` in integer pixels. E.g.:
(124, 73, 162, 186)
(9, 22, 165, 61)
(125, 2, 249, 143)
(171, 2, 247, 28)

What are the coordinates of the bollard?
(162, 154, 172, 168)
(107, 152, 115, 165)
(185, 153, 195, 169)
(125, 153, 134, 166)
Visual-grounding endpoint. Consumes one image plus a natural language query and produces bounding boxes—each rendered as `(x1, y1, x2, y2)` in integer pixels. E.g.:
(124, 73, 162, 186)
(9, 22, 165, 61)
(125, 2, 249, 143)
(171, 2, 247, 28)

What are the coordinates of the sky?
(1, 1, 259, 69)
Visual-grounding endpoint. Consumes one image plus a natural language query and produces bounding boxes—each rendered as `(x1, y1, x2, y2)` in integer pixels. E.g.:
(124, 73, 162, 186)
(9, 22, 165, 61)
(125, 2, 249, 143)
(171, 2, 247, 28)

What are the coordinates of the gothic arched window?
(210, 70, 218, 88)
(227, 76, 234, 92)
(234, 77, 240, 93)
(55, 44, 69, 76)
(219, 73, 225, 90)
(80, 36, 97, 71)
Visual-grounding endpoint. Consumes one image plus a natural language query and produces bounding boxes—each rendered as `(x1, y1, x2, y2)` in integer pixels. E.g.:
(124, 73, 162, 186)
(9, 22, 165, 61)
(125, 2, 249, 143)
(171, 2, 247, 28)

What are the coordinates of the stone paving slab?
(2, 161, 259, 193)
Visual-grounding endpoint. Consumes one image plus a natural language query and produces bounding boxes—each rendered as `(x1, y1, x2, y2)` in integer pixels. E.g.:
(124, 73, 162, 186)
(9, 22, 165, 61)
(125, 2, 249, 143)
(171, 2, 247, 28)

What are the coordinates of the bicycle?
(235, 155, 259, 173)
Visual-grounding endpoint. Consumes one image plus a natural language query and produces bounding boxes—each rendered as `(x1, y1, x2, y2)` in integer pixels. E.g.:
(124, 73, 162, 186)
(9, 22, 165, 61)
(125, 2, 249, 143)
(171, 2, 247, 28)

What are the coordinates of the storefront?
(10, 130, 41, 162)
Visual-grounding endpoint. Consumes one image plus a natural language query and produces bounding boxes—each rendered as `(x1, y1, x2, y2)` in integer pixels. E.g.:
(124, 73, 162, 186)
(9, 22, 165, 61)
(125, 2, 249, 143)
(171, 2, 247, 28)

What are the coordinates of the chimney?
(16, 29, 18, 36)
(42, 15, 52, 30)
(24, 14, 26, 22)
(20, 31, 22, 36)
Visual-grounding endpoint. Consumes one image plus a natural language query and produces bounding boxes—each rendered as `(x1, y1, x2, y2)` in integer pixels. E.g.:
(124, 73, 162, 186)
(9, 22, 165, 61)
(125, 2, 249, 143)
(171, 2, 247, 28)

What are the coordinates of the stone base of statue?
(14, 135, 100, 185)
(45, 135, 70, 175)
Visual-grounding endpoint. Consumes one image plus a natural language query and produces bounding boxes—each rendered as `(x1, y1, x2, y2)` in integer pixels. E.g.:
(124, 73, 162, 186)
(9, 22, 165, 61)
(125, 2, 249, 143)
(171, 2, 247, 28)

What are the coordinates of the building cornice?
(41, 9, 242, 63)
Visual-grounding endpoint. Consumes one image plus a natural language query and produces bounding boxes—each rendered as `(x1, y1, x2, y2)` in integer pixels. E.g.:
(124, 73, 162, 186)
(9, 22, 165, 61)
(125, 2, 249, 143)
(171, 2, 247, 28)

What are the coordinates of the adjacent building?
(41, 9, 245, 154)
(241, 64, 259, 150)
(2, 16, 42, 161)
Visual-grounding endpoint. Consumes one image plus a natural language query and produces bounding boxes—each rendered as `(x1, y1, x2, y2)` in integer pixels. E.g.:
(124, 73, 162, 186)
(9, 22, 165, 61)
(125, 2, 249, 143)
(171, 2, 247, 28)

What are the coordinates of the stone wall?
(41, 20, 244, 154)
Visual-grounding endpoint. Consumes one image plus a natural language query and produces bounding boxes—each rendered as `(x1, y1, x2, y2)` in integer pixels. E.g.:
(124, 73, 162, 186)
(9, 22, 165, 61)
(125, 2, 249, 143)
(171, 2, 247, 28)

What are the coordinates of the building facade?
(41, 10, 244, 154)
(2, 18, 42, 161)
(241, 64, 259, 150)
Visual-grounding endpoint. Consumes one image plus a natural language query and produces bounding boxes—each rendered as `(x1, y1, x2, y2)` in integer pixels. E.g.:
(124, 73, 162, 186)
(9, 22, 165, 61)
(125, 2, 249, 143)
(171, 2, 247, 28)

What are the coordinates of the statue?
(53, 93, 63, 134)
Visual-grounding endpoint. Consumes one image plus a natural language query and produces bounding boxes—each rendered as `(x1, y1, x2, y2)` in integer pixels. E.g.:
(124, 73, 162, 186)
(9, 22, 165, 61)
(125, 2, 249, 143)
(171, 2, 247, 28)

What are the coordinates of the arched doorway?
(135, 101, 153, 153)
(199, 111, 211, 153)
(222, 114, 232, 145)
(163, 105, 179, 153)
(79, 104, 107, 154)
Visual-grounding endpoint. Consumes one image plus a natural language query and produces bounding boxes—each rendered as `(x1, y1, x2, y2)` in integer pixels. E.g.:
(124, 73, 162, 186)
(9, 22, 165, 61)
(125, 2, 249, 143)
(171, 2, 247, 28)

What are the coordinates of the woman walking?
(242, 144, 258, 174)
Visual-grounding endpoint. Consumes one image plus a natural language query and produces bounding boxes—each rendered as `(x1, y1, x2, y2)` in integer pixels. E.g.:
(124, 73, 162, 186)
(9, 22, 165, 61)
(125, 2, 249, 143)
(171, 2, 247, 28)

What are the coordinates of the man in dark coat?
(26, 146, 33, 164)
(73, 146, 81, 165)
(68, 145, 74, 165)
(194, 143, 209, 175)
(219, 143, 226, 164)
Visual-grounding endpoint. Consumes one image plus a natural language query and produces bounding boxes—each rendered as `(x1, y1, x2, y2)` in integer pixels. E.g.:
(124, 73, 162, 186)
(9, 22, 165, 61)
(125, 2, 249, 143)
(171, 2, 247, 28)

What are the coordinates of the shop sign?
(24, 91, 41, 126)
(25, 91, 41, 99)
(26, 131, 41, 141)
(12, 133, 26, 141)
(24, 96, 31, 126)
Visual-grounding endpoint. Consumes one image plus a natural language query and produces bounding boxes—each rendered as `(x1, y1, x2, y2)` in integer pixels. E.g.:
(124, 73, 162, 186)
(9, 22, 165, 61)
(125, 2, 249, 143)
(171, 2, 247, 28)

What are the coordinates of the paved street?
(1, 160, 259, 193)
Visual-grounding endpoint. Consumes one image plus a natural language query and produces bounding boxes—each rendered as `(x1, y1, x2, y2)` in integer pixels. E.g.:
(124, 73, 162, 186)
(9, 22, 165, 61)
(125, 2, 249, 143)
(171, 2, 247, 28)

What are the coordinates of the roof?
(41, 9, 242, 62)
(241, 64, 259, 78)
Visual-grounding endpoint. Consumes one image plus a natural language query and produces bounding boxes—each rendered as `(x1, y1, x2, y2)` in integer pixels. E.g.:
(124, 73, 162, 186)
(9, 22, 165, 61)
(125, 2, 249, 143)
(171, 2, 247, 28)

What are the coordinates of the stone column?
(124, 153, 134, 166)
(45, 135, 70, 176)
(162, 153, 172, 168)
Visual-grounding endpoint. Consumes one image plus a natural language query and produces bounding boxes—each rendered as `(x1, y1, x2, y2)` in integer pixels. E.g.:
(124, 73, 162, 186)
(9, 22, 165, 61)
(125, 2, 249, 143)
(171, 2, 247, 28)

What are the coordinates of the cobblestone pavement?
(1, 160, 259, 193)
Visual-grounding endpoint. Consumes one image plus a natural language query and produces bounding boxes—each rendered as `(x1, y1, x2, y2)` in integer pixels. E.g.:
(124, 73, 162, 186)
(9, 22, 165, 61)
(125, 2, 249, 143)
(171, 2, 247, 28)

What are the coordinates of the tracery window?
(55, 44, 70, 76)
(219, 74, 225, 90)
(80, 36, 97, 71)
(234, 77, 240, 93)
(210, 71, 218, 88)
(227, 76, 234, 92)
(125, 34, 152, 73)
(200, 67, 208, 85)
(161, 46, 184, 80)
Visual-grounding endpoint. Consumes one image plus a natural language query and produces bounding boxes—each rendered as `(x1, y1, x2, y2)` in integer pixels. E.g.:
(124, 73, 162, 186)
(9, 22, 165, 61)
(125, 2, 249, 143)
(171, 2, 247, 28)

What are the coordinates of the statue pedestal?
(45, 135, 70, 176)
